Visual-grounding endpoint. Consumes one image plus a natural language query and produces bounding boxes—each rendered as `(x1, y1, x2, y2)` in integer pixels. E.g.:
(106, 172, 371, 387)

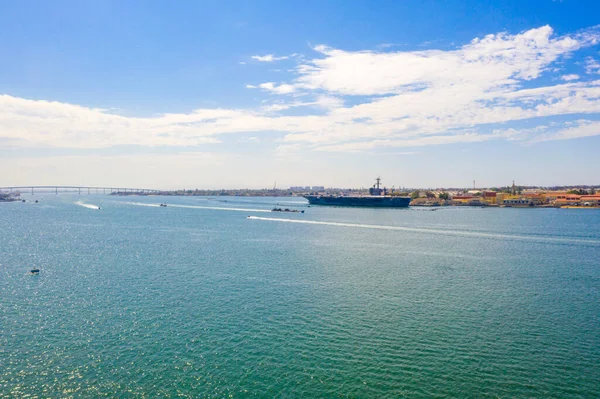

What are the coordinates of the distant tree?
(591, 188, 597, 195)
(410, 191, 420, 200)
(438, 192, 449, 200)
(425, 191, 435, 198)
(567, 189, 588, 195)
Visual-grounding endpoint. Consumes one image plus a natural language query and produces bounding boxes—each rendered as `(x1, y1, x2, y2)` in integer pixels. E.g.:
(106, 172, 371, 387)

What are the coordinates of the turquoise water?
(1, 195, 599, 398)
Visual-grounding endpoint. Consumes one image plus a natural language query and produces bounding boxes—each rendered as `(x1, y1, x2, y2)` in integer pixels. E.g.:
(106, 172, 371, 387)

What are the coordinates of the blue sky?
(1, 0, 599, 189)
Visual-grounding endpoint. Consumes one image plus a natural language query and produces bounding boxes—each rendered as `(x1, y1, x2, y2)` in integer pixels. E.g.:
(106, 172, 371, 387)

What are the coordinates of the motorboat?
(271, 208, 304, 213)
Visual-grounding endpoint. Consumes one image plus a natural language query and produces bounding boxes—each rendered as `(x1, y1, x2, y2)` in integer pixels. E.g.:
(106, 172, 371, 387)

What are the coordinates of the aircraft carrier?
(304, 178, 411, 208)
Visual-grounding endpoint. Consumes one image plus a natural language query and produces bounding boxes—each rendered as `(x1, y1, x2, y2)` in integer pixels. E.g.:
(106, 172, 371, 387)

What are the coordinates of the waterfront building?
(579, 195, 600, 206)
(450, 196, 486, 206)
(545, 192, 570, 202)
(503, 198, 535, 207)
(522, 193, 548, 204)
(481, 191, 497, 204)
(452, 195, 474, 201)
(554, 195, 583, 206)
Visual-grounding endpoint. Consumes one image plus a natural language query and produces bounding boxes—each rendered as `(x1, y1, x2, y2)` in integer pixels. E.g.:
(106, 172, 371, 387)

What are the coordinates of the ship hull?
(304, 195, 411, 208)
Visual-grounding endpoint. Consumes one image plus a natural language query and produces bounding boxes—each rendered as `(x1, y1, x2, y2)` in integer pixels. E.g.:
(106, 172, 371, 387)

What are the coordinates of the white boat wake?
(127, 202, 271, 213)
(75, 201, 101, 210)
(247, 216, 600, 245)
(127, 202, 160, 207)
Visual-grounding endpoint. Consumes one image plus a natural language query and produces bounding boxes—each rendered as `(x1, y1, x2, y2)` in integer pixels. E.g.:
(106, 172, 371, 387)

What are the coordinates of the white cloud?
(286, 25, 588, 96)
(586, 57, 600, 74)
(1, 25, 600, 154)
(529, 120, 600, 143)
(490, 119, 600, 145)
(314, 132, 497, 152)
(313, 95, 344, 110)
(560, 74, 580, 81)
(251, 82, 295, 94)
(251, 54, 289, 62)
(260, 95, 343, 112)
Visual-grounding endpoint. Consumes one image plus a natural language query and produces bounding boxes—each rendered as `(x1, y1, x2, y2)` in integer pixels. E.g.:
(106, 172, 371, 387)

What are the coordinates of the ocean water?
(1, 195, 599, 398)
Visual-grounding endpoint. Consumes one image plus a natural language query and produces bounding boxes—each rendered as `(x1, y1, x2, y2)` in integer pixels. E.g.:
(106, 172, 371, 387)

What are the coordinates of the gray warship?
(304, 178, 411, 208)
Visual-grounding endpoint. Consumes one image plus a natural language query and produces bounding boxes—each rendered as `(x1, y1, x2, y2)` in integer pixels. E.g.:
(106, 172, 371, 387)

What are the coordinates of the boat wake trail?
(75, 201, 101, 210)
(127, 202, 160, 207)
(247, 216, 600, 246)
(127, 202, 271, 213)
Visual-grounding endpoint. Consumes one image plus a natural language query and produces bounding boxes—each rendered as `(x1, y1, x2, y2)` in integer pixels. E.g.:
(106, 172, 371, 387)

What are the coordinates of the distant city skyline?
(1, 0, 600, 189)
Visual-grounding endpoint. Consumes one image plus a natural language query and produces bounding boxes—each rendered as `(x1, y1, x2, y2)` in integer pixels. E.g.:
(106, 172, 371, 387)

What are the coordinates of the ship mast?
(375, 177, 381, 189)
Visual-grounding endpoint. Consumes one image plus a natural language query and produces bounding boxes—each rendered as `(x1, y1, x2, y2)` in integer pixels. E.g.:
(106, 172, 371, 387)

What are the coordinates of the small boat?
(271, 208, 304, 213)
(30, 268, 40, 275)
(160, 203, 167, 207)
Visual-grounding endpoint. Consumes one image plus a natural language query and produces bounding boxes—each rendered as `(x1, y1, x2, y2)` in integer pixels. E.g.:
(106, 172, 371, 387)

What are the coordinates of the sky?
(1, 0, 600, 189)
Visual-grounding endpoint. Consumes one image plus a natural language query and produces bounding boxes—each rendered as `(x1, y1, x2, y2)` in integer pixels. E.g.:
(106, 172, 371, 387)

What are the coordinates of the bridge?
(0, 186, 162, 195)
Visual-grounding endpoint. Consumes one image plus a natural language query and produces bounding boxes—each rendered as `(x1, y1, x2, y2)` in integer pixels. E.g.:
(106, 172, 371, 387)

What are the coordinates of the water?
(1, 195, 599, 398)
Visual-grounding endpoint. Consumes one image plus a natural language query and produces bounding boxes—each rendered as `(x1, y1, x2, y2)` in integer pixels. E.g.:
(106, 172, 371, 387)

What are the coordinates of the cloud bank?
(2, 25, 600, 153)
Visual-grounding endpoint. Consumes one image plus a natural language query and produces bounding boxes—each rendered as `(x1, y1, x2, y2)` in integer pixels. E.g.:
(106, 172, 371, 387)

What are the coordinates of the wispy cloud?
(586, 57, 600, 74)
(527, 120, 600, 143)
(247, 82, 296, 94)
(286, 25, 597, 96)
(560, 74, 580, 81)
(2, 25, 600, 154)
(251, 54, 290, 62)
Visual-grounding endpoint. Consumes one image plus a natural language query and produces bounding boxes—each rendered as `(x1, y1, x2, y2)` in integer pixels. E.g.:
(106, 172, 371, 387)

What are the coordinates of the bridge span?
(0, 186, 162, 195)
